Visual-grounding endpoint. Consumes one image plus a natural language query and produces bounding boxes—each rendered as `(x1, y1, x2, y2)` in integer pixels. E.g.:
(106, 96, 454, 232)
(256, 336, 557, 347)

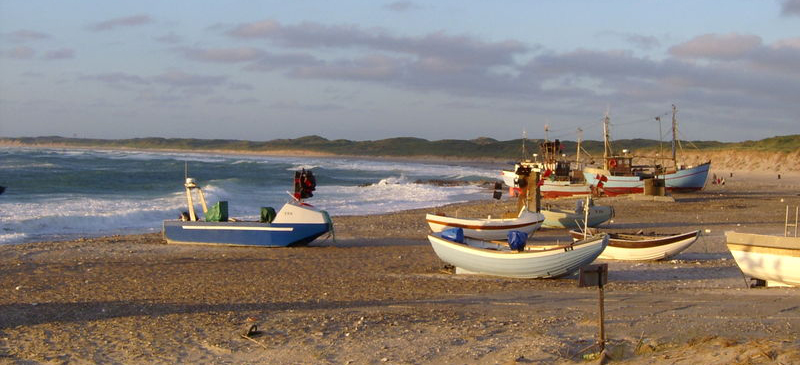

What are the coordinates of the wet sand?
(1, 172, 800, 364)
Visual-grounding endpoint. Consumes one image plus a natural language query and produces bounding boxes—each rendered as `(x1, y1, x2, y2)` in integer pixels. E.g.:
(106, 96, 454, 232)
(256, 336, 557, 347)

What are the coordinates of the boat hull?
(427, 233, 608, 279)
(541, 206, 614, 229)
(426, 210, 544, 240)
(725, 231, 800, 286)
(583, 162, 711, 196)
(570, 230, 699, 261)
(502, 170, 591, 199)
(163, 203, 331, 247)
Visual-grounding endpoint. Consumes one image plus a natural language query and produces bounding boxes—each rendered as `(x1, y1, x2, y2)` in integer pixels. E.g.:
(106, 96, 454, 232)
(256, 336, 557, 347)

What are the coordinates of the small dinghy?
(427, 228, 608, 279)
(569, 228, 699, 261)
(426, 206, 544, 240)
(541, 199, 614, 229)
(726, 231, 800, 287)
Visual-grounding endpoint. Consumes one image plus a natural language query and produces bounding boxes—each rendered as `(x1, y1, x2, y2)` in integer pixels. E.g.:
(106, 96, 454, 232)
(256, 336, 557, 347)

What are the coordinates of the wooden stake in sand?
(578, 264, 609, 354)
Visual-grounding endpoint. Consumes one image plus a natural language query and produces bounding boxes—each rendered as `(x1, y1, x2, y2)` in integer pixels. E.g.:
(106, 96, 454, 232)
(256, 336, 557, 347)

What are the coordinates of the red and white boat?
(426, 206, 544, 241)
(501, 139, 593, 199)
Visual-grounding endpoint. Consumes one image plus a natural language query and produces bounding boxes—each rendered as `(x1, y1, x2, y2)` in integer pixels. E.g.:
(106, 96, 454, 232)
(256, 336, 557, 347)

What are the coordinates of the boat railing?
(786, 205, 798, 237)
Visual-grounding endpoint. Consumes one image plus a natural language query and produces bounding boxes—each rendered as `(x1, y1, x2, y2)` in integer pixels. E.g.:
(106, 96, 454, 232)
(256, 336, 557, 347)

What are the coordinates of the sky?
(0, 1, 798, 143)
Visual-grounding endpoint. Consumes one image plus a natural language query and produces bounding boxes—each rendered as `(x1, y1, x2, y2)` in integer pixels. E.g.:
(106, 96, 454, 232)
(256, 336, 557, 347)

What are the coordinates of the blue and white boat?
(163, 174, 332, 247)
(428, 230, 608, 279)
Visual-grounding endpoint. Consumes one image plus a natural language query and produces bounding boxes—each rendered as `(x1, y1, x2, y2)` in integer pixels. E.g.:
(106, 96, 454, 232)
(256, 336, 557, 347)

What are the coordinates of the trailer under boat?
(569, 228, 699, 261)
(163, 172, 332, 247)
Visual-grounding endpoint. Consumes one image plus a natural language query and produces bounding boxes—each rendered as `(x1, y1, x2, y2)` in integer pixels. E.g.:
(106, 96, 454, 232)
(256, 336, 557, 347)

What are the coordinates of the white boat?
(570, 229, 699, 261)
(426, 207, 544, 240)
(541, 200, 614, 229)
(725, 231, 800, 287)
(427, 231, 608, 278)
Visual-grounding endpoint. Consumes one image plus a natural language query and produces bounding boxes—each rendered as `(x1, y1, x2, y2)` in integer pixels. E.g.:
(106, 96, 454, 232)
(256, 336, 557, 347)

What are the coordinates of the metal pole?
(598, 275, 605, 352)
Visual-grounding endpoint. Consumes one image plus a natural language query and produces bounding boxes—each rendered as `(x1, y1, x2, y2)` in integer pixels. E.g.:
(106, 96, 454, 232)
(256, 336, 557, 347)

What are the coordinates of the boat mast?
(576, 128, 583, 167)
(671, 104, 678, 170)
(602, 112, 612, 170)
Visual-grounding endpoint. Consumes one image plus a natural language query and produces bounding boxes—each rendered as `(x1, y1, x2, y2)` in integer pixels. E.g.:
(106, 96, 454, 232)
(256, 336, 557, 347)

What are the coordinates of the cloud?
(206, 97, 259, 105)
(782, 0, 800, 16)
(89, 15, 153, 32)
(669, 33, 762, 60)
(80, 72, 150, 85)
(151, 70, 227, 88)
(155, 32, 182, 44)
(178, 47, 265, 63)
(224, 20, 528, 69)
(598, 31, 661, 50)
(243, 52, 322, 71)
(384, 1, 419, 12)
(3, 46, 35, 59)
(43, 48, 74, 60)
(6, 30, 50, 42)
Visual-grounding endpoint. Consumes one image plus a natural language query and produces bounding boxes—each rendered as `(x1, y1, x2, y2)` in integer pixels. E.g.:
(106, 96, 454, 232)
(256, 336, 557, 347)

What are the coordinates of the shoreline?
(0, 141, 511, 167)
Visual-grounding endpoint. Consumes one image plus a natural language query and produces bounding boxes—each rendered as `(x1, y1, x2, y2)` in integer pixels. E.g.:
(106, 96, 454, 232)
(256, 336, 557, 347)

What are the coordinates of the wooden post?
(534, 170, 541, 213)
(185, 186, 196, 221)
(598, 274, 605, 352)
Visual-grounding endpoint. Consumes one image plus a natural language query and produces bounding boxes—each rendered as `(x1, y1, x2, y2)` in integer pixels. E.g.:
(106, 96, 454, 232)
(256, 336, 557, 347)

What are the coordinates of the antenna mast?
(602, 112, 612, 170)
(576, 128, 583, 166)
(671, 104, 678, 170)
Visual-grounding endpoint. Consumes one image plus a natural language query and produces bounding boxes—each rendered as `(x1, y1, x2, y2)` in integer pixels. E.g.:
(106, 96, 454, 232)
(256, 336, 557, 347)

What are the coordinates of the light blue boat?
(427, 231, 608, 278)
(583, 162, 711, 196)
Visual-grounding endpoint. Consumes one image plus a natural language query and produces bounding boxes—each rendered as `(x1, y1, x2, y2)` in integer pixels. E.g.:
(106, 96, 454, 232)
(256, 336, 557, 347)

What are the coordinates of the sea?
(0, 147, 504, 245)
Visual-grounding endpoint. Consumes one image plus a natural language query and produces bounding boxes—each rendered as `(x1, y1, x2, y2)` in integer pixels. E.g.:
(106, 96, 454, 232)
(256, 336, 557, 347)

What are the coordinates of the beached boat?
(569, 229, 699, 261)
(427, 230, 608, 278)
(541, 200, 614, 229)
(426, 207, 544, 240)
(502, 137, 593, 199)
(725, 231, 800, 287)
(582, 106, 711, 196)
(163, 172, 332, 247)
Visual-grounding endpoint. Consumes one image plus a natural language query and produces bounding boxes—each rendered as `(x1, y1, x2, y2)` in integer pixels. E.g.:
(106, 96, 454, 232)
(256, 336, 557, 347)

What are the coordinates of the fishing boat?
(541, 199, 614, 229)
(163, 170, 332, 247)
(725, 231, 800, 287)
(569, 228, 699, 261)
(582, 106, 711, 196)
(426, 206, 544, 240)
(502, 133, 593, 199)
(427, 229, 608, 278)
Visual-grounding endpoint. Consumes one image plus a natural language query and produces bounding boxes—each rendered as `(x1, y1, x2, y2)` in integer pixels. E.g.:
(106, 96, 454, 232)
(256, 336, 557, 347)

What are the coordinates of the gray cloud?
(6, 30, 50, 42)
(89, 15, 153, 32)
(598, 31, 661, 50)
(669, 33, 762, 60)
(206, 97, 259, 105)
(243, 52, 322, 71)
(155, 32, 182, 44)
(384, 1, 419, 12)
(3, 46, 35, 59)
(782, 0, 800, 16)
(178, 47, 265, 63)
(225, 20, 528, 69)
(80, 72, 151, 86)
(43, 48, 75, 60)
(152, 70, 227, 88)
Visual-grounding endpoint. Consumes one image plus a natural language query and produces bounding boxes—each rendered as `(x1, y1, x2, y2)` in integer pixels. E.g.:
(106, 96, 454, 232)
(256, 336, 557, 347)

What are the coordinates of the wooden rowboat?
(569, 229, 699, 261)
(427, 232, 608, 278)
(725, 231, 800, 287)
(541, 204, 614, 229)
(426, 207, 544, 240)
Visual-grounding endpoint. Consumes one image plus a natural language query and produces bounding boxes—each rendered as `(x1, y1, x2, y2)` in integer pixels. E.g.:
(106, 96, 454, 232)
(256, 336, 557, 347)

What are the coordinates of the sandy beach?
(2, 171, 800, 364)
